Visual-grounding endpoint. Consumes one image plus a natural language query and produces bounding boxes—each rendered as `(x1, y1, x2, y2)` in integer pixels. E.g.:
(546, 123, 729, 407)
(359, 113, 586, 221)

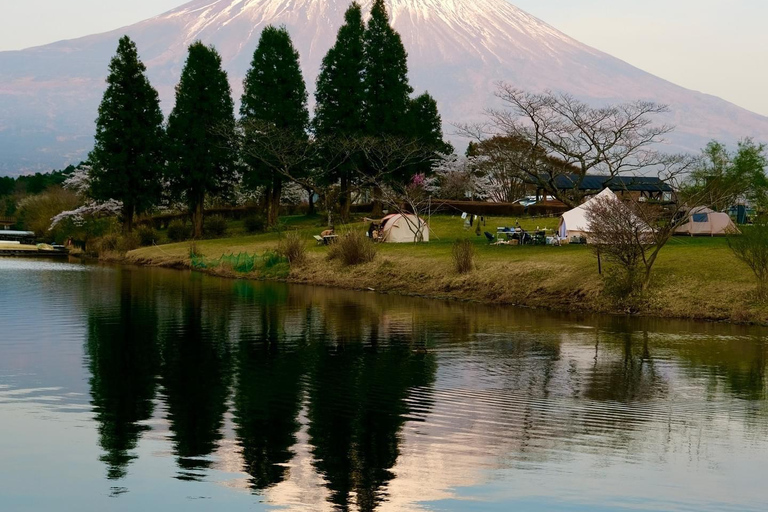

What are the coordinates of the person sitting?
(321, 226, 335, 237)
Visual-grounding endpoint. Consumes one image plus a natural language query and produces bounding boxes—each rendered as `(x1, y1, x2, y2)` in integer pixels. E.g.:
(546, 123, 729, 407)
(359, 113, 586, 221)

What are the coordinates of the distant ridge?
(2, 0, 768, 175)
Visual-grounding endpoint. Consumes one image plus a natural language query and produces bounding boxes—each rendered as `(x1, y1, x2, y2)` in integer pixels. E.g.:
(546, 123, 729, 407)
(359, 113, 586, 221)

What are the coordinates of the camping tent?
(379, 213, 430, 243)
(557, 188, 617, 241)
(674, 207, 737, 236)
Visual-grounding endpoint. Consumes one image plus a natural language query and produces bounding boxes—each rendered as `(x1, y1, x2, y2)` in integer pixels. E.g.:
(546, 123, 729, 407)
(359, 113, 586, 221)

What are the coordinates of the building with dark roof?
(535, 174, 674, 203)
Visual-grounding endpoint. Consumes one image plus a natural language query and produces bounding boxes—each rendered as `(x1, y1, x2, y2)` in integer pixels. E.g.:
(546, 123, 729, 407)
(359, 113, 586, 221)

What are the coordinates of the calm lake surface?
(2, 258, 768, 511)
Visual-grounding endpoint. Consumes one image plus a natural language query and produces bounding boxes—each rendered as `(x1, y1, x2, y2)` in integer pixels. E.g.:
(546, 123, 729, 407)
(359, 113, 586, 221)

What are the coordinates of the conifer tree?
(166, 42, 237, 239)
(405, 92, 453, 176)
(241, 26, 309, 227)
(89, 35, 164, 233)
(362, 0, 415, 215)
(314, 2, 366, 221)
(363, 0, 413, 137)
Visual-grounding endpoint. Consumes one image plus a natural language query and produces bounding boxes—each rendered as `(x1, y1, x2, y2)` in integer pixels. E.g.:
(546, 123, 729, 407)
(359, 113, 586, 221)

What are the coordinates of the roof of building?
(542, 174, 674, 193)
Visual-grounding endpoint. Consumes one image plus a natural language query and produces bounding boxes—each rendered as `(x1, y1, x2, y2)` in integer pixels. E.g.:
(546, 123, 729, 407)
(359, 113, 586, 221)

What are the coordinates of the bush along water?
(452, 238, 476, 274)
(277, 231, 307, 266)
(328, 231, 377, 266)
(191, 250, 289, 278)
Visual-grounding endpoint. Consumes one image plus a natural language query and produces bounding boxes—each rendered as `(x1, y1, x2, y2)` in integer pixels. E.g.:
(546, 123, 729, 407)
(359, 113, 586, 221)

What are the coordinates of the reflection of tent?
(380, 214, 429, 243)
(674, 207, 737, 236)
(557, 188, 616, 240)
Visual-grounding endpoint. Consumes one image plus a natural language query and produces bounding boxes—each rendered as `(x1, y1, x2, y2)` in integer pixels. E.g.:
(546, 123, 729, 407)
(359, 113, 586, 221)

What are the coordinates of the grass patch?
(125, 213, 768, 323)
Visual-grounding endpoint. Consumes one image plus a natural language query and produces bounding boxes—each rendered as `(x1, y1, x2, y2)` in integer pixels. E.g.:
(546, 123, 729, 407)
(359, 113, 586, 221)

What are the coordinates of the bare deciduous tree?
(459, 84, 678, 207)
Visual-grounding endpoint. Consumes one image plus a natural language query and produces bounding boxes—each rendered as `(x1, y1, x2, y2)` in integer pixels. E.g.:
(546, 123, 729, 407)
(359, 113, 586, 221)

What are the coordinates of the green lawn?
(127, 213, 767, 323)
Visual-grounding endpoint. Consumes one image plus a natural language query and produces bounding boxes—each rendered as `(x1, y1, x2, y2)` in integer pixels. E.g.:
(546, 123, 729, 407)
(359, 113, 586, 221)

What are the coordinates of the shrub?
(328, 230, 377, 266)
(117, 233, 140, 253)
(136, 225, 157, 246)
(244, 214, 266, 233)
(728, 221, 768, 301)
(452, 238, 476, 274)
(278, 231, 307, 266)
(167, 219, 190, 242)
(204, 215, 228, 237)
(95, 233, 120, 253)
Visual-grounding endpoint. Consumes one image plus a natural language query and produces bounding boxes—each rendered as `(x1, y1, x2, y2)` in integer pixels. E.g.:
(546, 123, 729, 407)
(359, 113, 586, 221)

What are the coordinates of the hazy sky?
(1, 0, 766, 115)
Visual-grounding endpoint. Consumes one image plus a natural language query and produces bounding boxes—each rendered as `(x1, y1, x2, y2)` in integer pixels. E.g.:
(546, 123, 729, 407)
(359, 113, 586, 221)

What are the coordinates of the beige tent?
(379, 214, 430, 243)
(674, 207, 737, 236)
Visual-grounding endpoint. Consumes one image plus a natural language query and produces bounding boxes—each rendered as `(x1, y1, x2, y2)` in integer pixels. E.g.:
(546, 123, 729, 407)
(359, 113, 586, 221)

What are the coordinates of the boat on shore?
(0, 233, 69, 257)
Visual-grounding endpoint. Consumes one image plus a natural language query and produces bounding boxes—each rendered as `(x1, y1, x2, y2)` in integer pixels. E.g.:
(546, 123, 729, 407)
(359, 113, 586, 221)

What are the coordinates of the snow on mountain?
(1, 0, 767, 175)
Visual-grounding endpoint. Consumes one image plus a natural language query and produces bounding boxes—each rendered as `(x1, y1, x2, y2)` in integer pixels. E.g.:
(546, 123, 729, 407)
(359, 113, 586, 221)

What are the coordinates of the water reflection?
(85, 269, 159, 480)
(233, 296, 306, 491)
(4, 259, 768, 511)
(160, 276, 233, 480)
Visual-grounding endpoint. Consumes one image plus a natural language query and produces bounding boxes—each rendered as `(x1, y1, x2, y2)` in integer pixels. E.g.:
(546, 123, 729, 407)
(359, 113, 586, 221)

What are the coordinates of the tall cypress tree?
(89, 36, 164, 233)
(363, 0, 413, 137)
(406, 92, 453, 176)
(314, 3, 366, 221)
(167, 42, 237, 239)
(241, 25, 309, 227)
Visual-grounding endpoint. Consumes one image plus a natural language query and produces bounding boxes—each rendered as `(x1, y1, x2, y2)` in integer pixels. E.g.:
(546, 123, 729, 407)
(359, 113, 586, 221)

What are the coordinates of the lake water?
(1, 258, 768, 511)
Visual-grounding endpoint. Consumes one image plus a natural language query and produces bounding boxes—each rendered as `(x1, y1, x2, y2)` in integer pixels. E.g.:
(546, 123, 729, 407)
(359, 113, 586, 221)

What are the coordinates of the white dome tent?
(557, 188, 616, 241)
(558, 188, 653, 243)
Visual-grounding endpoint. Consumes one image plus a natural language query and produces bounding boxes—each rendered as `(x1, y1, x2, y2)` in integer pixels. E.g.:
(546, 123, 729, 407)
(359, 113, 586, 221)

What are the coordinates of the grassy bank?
(125, 214, 768, 324)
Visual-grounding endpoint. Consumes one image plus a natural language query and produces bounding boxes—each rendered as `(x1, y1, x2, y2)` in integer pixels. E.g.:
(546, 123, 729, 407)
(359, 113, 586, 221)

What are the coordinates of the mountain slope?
(1, 0, 767, 175)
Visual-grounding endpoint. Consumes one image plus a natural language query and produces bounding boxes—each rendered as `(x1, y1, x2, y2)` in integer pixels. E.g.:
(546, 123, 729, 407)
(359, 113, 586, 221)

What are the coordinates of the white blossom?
(49, 199, 123, 229)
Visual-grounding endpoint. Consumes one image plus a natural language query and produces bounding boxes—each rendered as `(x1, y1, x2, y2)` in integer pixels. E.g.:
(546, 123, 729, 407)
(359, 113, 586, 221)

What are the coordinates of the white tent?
(557, 188, 616, 241)
(379, 214, 430, 243)
(674, 207, 737, 236)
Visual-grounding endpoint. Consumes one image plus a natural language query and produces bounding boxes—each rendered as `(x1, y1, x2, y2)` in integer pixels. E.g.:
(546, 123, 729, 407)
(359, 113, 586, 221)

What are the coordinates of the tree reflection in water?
(85, 269, 159, 481)
(232, 285, 307, 492)
(307, 300, 437, 511)
(159, 275, 233, 480)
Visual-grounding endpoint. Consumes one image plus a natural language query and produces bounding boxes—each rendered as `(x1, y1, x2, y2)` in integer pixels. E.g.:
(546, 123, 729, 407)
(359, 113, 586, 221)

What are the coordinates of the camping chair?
(313, 235, 324, 245)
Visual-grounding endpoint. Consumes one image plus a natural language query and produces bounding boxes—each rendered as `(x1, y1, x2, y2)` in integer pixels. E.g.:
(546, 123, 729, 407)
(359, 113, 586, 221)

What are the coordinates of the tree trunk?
(122, 203, 135, 234)
(339, 172, 351, 223)
(371, 185, 383, 218)
(306, 187, 315, 216)
(268, 175, 282, 227)
(192, 195, 204, 239)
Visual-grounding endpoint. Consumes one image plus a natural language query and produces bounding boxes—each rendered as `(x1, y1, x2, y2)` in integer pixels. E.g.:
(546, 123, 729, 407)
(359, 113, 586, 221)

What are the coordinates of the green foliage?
(167, 220, 191, 243)
(277, 231, 307, 265)
(241, 26, 309, 135)
(314, 3, 366, 137)
(244, 214, 266, 233)
(452, 238, 476, 274)
(16, 187, 81, 237)
(405, 92, 452, 177)
(136, 225, 157, 246)
(314, 3, 366, 219)
(167, 42, 238, 238)
(689, 138, 768, 212)
(727, 221, 768, 300)
(89, 36, 165, 231)
(0, 176, 15, 197)
(52, 216, 116, 246)
(0, 166, 76, 198)
(204, 215, 228, 238)
(240, 25, 310, 226)
(363, 0, 413, 137)
(190, 250, 289, 277)
(328, 230, 377, 266)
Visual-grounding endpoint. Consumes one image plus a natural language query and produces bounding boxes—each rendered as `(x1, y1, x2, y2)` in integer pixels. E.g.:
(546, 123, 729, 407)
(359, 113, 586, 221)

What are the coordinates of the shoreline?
(120, 248, 768, 327)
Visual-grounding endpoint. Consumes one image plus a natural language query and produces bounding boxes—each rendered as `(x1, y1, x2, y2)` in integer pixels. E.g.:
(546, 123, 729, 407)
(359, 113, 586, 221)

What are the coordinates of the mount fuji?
(2, 0, 767, 175)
